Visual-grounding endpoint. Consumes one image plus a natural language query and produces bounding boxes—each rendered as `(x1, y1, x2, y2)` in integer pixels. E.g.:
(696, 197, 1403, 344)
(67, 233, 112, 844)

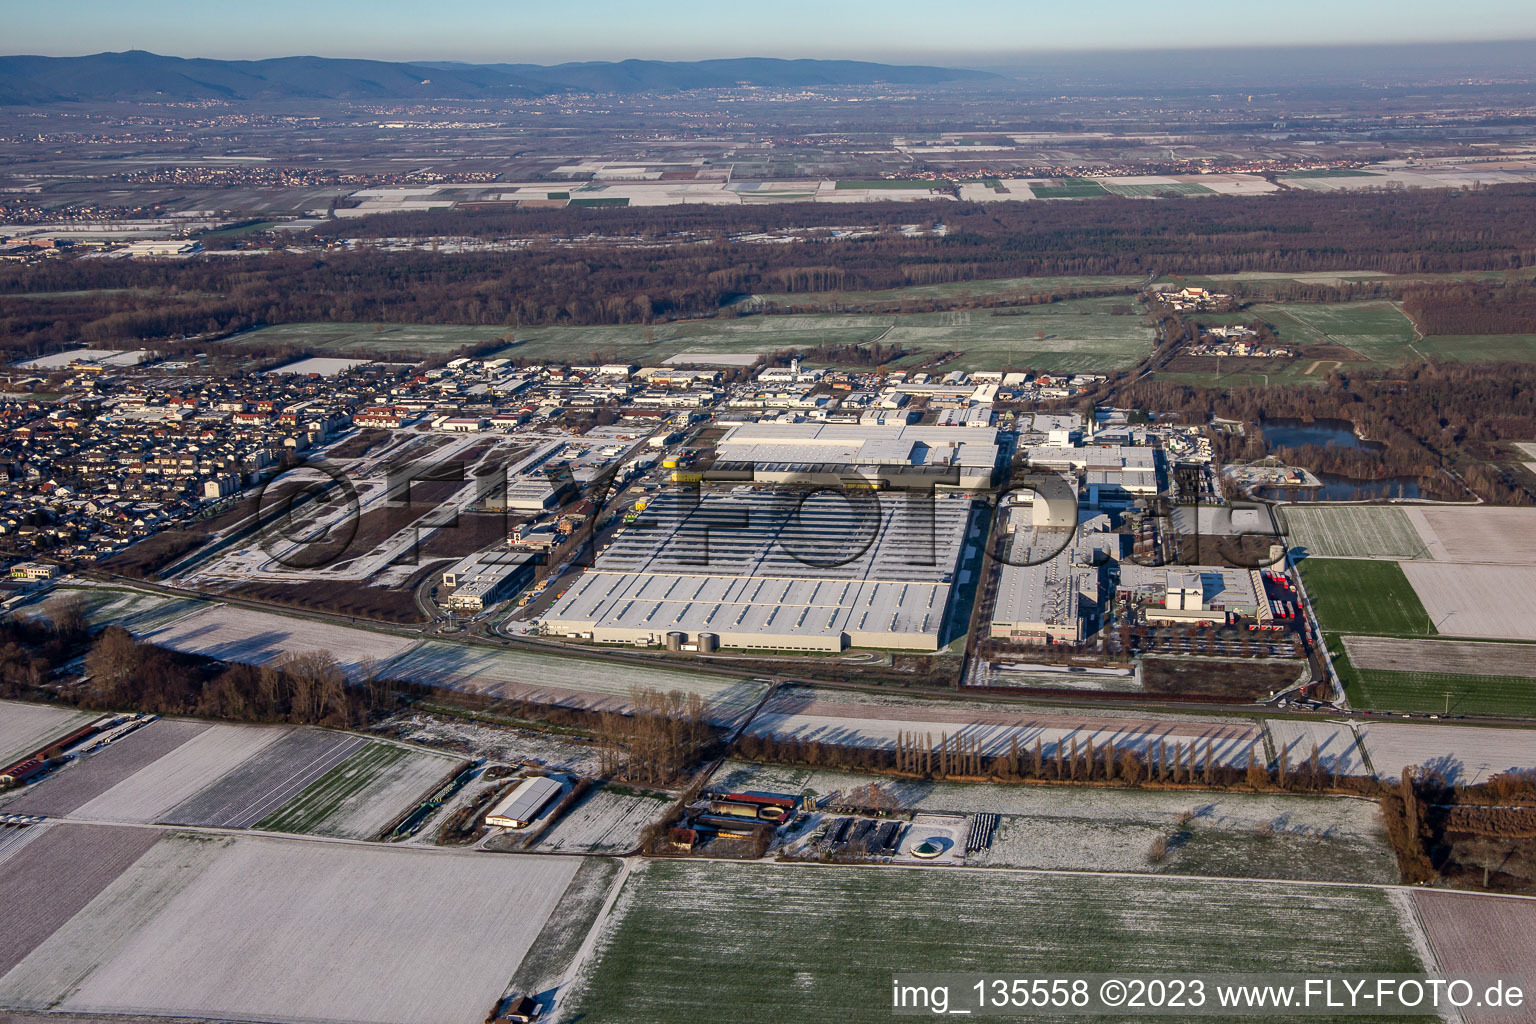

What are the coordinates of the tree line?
(7, 186, 1536, 362)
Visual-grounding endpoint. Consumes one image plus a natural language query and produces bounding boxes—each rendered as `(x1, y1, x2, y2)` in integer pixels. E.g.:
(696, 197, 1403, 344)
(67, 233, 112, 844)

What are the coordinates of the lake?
(1262, 417, 1382, 451)
(1260, 473, 1425, 502)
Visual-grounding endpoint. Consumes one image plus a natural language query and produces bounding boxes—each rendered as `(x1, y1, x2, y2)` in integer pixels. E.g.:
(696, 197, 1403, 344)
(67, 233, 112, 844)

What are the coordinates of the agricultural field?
(1149, 363, 1334, 388)
(1279, 505, 1431, 560)
(386, 710, 604, 775)
(1415, 334, 1536, 362)
(1262, 719, 1368, 776)
(744, 273, 1144, 310)
(1342, 664, 1536, 718)
(531, 784, 671, 854)
(226, 321, 507, 356)
(747, 689, 1263, 764)
(1347, 634, 1513, 676)
(164, 729, 370, 828)
(1104, 182, 1215, 196)
(254, 740, 461, 839)
(1413, 891, 1536, 989)
(233, 302, 1152, 374)
(1405, 506, 1536, 564)
(506, 857, 625, 1004)
(0, 830, 581, 1024)
(0, 701, 96, 766)
(68, 723, 288, 824)
(1360, 722, 1536, 784)
(1399, 562, 1536, 641)
(833, 179, 938, 190)
(383, 641, 769, 725)
(1246, 302, 1418, 364)
(136, 602, 420, 678)
(49, 586, 204, 634)
(1298, 558, 1435, 636)
(878, 297, 1155, 372)
(0, 824, 162, 978)
(491, 299, 1151, 373)
(561, 861, 1424, 1024)
(1030, 179, 1110, 199)
(266, 355, 373, 376)
(5, 720, 211, 817)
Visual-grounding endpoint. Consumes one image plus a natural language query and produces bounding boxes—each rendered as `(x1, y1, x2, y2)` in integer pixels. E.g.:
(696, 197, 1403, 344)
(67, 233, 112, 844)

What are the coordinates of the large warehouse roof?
(486, 775, 562, 828)
(543, 487, 974, 651)
(714, 421, 1001, 474)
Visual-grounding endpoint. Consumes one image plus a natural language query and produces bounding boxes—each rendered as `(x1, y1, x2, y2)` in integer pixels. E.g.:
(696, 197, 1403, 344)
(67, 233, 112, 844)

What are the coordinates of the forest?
(1116, 361, 1536, 504)
(5, 186, 1536, 361)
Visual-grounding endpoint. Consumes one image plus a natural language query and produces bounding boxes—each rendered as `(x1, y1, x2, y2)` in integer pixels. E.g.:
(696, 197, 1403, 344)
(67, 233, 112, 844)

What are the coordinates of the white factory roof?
(1117, 563, 1262, 610)
(1021, 445, 1158, 474)
(544, 487, 973, 648)
(716, 421, 1000, 470)
(989, 516, 1116, 631)
(486, 775, 562, 827)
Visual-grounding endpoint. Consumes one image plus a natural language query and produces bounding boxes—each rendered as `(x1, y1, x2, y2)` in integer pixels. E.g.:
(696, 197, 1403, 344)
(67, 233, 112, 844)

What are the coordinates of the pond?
(1262, 417, 1382, 451)
(1260, 473, 1425, 502)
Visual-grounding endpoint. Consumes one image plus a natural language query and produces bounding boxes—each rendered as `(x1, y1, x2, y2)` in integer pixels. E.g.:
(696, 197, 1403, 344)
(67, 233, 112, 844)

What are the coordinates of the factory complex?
(542, 486, 976, 651)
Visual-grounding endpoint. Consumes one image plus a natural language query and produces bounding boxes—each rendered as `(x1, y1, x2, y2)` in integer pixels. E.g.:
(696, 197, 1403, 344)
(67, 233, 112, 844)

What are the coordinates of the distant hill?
(0, 51, 995, 104)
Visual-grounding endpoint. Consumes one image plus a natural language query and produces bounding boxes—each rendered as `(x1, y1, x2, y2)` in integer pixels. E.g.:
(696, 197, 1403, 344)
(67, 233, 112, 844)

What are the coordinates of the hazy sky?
(8, 0, 1536, 63)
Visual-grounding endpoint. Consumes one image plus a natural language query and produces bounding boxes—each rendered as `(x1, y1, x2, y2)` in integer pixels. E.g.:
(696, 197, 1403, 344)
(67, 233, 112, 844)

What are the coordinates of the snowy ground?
(0, 701, 96, 766)
(724, 759, 1393, 879)
(1263, 719, 1367, 775)
(383, 712, 604, 775)
(69, 724, 290, 824)
(1359, 722, 1536, 784)
(532, 785, 671, 854)
(138, 604, 419, 678)
(747, 692, 1263, 766)
(384, 642, 768, 725)
(1, 831, 580, 1024)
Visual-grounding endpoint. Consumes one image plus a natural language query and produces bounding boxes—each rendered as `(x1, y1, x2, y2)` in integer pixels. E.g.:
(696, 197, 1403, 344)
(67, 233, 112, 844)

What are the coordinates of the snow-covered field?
(386, 713, 604, 775)
(0, 701, 95, 766)
(561, 861, 1423, 1023)
(264, 356, 373, 376)
(1406, 506, 1536, 565)
(1263, 719, 1367, 775)
(1279, 506, 1429, 560)
(384, 642, 768, 724)
(1359, 722, 1536, 784)
(138, 604, 419, 677)
(69, 724, 289, 824)
(257, 741, 461, 839)
(1, 832, 580, 1024)
(1414, 890, 1536, 989)
(533, 785, 670, 853)
(1399, 561, 1536, 640)
(974, 814, 1169, 872)
(747, 693, 1262, 765)
(1342, 635, 1536, 678)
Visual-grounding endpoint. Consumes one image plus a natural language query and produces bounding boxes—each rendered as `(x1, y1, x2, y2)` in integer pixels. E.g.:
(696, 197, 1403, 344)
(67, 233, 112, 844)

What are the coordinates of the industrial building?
(441, 549, 536, 612)
(705, 421, 1002, 490)
(1118, 564, 1266, 623)
(493, 476, 572, 513)
(541, 486, 974, 651)
(485, 775, 563, 828)
(1021, 443, 1159, 480)
(988, 512, 1116, 646)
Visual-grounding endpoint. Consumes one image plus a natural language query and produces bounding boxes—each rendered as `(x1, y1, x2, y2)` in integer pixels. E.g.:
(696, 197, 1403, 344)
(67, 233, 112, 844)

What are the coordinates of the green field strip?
(255, 742, 408, 835)
(1299, 559, 1436, 636)
(1416, 335, 1536, 363)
